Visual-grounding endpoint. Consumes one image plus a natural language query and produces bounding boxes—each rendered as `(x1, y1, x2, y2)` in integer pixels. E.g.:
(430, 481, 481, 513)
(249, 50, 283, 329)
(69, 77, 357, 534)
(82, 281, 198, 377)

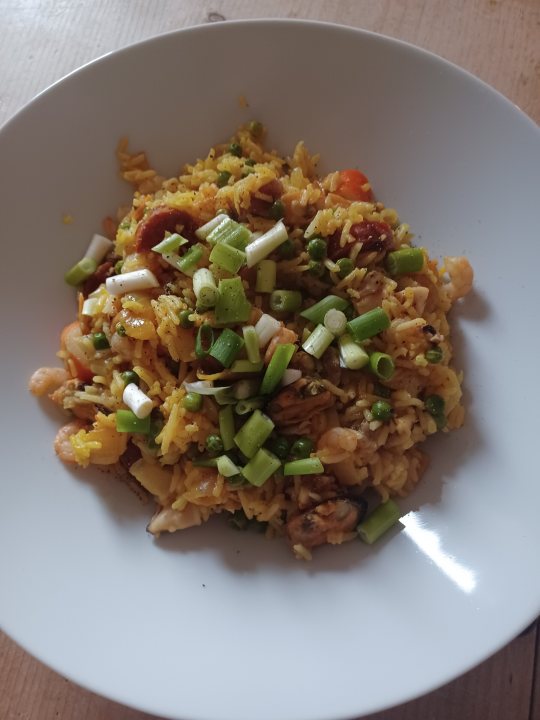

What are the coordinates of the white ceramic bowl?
(1, 20, 539, 720)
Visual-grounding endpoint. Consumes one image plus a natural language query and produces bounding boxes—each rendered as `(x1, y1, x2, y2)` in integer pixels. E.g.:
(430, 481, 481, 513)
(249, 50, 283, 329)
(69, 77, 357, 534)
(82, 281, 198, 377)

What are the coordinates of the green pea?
(92, 332, 109, 350)
(206, 434, 224, 455)
(178, 309, 194, 328)
(371, 400, 393, 422)
(307, 260, 325, 277)
(121, 370, 139, 387)
(116, 323, 126, 336)
(290, 437, 314, 459)
(424, 394, 445, 416)
(249, 120, 263, 138)
(266, 436, 290, 460)
(182, 392, 203, 412)
(307, 237, 327, 261)
(229, 142, 242, 157)
(245, 158, 256, 167)
(279, 238, 296, 259)
(269, 200, 285, 220)
(336, 257, 354, 278)
(425, 346, 443, 364)
(114, 259, 123, 274)
(217, 170, 232, 188)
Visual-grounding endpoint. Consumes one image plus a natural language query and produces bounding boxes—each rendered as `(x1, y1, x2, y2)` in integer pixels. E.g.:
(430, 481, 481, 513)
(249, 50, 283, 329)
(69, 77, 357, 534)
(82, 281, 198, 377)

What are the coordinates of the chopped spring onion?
(174, 243, 204, 276)
(214, 388, 237, 405)
(270, 290, 302, 313)
(234, 409, 275, 458)
(324, 308, 347, 336)
(183, 380, 232, 396)
(195, 213, 229, 240)
(230, 359, 264, 374)
(192, 456, 219, 468)
(209, 242, 246, 274)
(207, 216, 251, 250)
(232, 378, 260, 400)
(235, 397, 265, 415)
(346, 307, 390, 341)
(65, 257, 98, 286)
(254, 313, 281, 347)
(182, 392, 202, 412)
(283, 457, 324, 476)
(92, 332, 110, 350)
(302, 324, 334, 359)
(81, 297, 101, 316)
(195, 324, 214, 358)
(300, 295, 350, 325)
(115, 409, 151, 434)
(386, 247, 424, 276)
(105, 269, 159, 296)
(357, 499, 401, 544)
(85, 233, 114, 264)
(151, 232, 188, 255)
(242, 326, 261, 363)
(255, 259, 277, 293)
(193, 268, 218, 308)
(369, 352, 395, 380)
(214, 277, 252, 324)
(245, 220, 288, 267)
(209, 328, 244, 368)
(242, 448, 281, 487)
(260, 343, 296, 395)
(338, 334, 369, 370)
(219, 405, 235, 451)
(178, 309, 194, 328)
(122, 383, 153, 419)
(281, 368, 302, 387)
(217, 454, 241, 478)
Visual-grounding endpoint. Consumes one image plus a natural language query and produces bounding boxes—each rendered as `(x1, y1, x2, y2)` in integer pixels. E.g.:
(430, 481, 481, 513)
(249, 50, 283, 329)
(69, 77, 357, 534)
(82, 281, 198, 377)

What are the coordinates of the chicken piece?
(147, 504, 206, 535)
(267, 377, 335, 428)
(28, 367, 69, 397)
(287, 499, 361, 549)
(444, 256, 474, 302)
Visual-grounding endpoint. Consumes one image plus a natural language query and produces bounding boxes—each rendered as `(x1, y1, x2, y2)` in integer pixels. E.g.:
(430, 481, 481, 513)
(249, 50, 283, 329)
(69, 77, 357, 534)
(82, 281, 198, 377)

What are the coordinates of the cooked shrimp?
(54, 420, 86, 463)
(317, 427, 358, 464)
(28, 367, 69, 397)
(445, 256, 474, 301)
(147, 504, 206, 535)
(287, 499, 360, 549)
(264, 326, 298, 363)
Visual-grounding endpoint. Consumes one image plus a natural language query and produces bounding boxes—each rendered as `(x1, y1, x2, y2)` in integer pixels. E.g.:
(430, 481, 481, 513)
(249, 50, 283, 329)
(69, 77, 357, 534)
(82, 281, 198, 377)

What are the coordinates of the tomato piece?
(336, 170, 374, 202)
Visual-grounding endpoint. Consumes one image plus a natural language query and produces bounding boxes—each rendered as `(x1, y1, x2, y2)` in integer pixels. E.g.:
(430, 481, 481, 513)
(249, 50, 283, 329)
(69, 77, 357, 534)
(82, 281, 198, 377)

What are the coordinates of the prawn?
(54, 420, 86, 464)
(316, 427, 358, 464)
(444, 256, 473, 302)
(28, 367, 69, 397)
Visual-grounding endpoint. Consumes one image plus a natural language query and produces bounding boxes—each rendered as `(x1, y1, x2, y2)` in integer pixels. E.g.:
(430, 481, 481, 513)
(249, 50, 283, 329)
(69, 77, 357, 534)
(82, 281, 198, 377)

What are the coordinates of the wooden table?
(1, 1, 539, 718)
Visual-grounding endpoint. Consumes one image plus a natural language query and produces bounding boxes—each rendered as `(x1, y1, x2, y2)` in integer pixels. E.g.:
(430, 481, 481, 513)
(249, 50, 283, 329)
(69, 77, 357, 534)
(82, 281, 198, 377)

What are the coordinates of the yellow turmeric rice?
(29, 122, 473, 559)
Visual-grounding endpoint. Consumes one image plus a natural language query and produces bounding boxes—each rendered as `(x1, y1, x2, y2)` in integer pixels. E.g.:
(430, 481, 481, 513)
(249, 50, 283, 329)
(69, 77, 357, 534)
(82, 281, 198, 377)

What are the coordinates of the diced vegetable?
(230, 359, 264, 374)
(81, 298, 100, 317)
(265, 435, 290, 460)
(386, 248, 424, 276)
(232, 379, 260, 400)
(283, 457, 324, 476)
(307, 260, 325, 277)
(242, 326, 261, 363)
(209, 242, 246, 274)
(357, 499, 401, 544)
(300, 295, 350, 325)
(195, 213, 229, 240)
(254, 313, 281, 347)
(192, 456, 219, 468)
(193, 268, 218, 308)
(229, 142, 242, 157)
(151, 232, 188, 255)
(84, 233, 114, 264)
(336, 169, 373, 202)
(234, 409, 275, 458)
(369, 352, 395, 380)
(307, 237, 327, 260)
(217, 454, 241, 477)
(260, 343, 296, 395)
(270, 290, 302, 313)
(245, 220, 288, 267)
(120, 370, 139, 387)
(209, 329, 244, 368)
(91, 332, 109, 350)
(115, 409, 151, 434)
(242, 448, 281, 486)
(195, 324, 214, 358)
(105, 269, 159, 296)
(290, 437, 314, 459)
(323, 309, 347, 336)
(214, 277, 252, 324)
(219, 405, 235, 451)
(338, 333, 369, 370)
(371, 400, 393, 422)
(336, 257, 354, 278)
(207, 217, 251, 250)
(280, 368, 302, 387)
(425, 346, 443, 364)
(182, 380, 232, 396)
(216, 171, 232, 188)
(123, 383, 153, 419)
(269, 200, 285, 220)
(346, 307, 390, 341)
(302, 324, 334, 359)
(65, 257, 98, 286)
(255, 259, 277, 293)
(235, 397, 265, 415)
(182, 392, 203, 412)
(172, 243, 204, 276)
(178, 309, 194, 328)
(206, 434, 224, 454)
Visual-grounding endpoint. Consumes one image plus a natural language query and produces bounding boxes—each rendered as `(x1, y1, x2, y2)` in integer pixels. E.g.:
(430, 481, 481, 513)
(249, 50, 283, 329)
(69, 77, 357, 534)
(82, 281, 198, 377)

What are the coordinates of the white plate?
(1, 19, 539, 720)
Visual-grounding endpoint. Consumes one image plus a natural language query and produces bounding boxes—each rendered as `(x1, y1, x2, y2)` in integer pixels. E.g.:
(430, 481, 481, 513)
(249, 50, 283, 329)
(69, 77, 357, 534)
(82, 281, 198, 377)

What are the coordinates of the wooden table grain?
(1, 1, 539, 719)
